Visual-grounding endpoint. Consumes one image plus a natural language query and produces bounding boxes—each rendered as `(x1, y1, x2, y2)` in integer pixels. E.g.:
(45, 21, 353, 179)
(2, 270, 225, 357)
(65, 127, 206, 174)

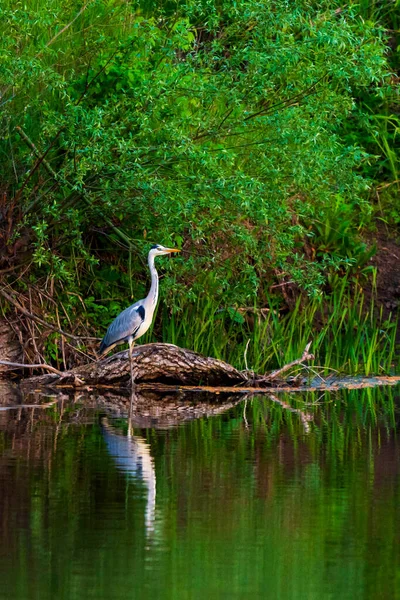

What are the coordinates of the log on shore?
(22, 343, 251, 388)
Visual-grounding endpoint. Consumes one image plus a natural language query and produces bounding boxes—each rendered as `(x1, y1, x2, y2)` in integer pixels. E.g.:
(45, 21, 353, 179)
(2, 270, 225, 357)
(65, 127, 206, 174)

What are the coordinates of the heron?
(99, 244, 181, 386)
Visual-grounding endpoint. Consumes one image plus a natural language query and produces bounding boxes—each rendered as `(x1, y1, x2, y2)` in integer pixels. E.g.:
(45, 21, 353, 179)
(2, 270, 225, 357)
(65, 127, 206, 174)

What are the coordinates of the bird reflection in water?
(101, 392, 156, 536)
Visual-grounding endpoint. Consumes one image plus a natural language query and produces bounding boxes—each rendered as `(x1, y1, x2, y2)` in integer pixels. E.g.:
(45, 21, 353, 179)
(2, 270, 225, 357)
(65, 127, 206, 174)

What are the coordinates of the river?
(0, 385, 399, 599)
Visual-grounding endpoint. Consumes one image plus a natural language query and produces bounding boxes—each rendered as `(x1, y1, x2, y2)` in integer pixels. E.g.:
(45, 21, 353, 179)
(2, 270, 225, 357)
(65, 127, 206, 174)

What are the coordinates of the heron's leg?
(128, 338, 135, 388)
(128, 387, 137, 438)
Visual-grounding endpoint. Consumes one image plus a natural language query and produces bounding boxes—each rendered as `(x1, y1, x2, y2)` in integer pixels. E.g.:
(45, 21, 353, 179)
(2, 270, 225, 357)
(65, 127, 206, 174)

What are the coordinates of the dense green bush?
(0, 0, 396, 345)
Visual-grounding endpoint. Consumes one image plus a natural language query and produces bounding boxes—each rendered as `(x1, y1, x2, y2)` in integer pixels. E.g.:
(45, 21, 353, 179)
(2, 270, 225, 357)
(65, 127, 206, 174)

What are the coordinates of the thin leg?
(128, 387, 137, 438)
(128, 339, 135, 389)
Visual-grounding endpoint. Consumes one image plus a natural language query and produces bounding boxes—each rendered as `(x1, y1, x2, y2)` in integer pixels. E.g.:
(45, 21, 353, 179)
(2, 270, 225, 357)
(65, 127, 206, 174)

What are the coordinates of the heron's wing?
(100, 301, 145, 353)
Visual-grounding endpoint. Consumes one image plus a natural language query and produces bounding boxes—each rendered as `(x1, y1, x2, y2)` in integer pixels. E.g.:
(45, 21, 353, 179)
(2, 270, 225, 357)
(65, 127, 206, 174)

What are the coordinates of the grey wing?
(100, 301, 145, 353)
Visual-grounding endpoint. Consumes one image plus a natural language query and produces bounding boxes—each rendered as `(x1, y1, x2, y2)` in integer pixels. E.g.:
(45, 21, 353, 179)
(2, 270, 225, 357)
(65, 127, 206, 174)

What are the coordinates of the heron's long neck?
(147, 253, 159, 309)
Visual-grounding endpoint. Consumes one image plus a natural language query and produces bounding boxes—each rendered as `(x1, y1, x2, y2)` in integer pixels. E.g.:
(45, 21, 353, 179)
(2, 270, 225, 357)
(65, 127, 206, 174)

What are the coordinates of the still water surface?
(1, 386, 400, 600)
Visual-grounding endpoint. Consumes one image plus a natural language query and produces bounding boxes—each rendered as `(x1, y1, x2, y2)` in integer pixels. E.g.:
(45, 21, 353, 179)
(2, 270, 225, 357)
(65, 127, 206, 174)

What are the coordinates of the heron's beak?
(166, 248, 181, 253)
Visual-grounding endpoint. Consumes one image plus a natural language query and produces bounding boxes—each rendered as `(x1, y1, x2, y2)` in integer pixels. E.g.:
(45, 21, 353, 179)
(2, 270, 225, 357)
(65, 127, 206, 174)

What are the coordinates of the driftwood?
(21, 343, 252, 388)
(5, 341, 400, 393)
(17, 342, 316, 389)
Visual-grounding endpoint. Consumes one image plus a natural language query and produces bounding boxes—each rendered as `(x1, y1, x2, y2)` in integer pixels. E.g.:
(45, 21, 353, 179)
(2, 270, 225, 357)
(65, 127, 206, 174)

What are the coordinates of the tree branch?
(262, 342, 314, 381)
(0, 359, 62, 375)
(0, 288, 100, 342)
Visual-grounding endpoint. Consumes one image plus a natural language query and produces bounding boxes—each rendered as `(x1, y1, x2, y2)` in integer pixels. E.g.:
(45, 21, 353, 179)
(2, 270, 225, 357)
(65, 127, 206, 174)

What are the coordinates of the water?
(1, 386, 400, 600)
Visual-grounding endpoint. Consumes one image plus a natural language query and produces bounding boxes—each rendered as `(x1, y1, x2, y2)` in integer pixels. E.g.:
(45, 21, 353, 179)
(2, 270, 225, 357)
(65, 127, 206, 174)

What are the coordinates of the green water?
(1, 387, 400, 600)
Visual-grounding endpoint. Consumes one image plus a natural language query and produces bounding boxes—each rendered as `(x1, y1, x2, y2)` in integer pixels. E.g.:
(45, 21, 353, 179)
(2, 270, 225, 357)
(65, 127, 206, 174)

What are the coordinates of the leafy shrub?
(0, 0, 395, 348)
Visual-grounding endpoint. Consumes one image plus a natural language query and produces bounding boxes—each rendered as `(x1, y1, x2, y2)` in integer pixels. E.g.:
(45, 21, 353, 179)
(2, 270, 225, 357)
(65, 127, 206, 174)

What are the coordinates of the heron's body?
(99, 296, 153, 355)
(99, 244, 180, 385)
(99, 300, 147, 354)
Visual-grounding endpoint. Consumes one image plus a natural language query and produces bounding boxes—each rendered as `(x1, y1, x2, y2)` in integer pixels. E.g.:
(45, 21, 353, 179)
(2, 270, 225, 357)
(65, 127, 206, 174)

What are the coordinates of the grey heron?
(99, 244, 181, 386)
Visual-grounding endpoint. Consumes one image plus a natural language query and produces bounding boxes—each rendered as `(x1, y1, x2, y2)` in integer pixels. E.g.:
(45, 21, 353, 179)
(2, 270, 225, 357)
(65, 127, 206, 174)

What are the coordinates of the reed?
(158, 280, 398, 376)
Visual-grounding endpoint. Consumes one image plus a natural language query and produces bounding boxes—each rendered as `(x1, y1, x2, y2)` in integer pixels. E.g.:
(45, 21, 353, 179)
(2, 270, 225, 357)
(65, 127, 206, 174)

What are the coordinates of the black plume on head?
(150, 244, 159, 249)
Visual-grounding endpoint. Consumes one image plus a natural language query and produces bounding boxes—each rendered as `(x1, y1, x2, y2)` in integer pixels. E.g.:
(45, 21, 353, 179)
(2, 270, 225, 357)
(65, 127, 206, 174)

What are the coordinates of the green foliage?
(0, 0, 397, 351)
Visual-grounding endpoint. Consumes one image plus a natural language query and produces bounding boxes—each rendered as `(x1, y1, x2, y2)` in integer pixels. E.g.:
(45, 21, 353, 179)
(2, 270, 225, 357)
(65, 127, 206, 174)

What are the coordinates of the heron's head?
(150, 244, 181, 256)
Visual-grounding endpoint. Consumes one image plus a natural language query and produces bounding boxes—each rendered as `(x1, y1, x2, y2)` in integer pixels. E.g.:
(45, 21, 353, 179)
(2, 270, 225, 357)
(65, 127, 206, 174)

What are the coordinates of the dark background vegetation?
(0, 0, 399, 371)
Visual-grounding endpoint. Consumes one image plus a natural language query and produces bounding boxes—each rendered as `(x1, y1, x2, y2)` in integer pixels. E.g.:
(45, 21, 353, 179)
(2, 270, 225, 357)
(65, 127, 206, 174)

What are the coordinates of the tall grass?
(372, 114, 400, 188)
(158, 278, 397, 376)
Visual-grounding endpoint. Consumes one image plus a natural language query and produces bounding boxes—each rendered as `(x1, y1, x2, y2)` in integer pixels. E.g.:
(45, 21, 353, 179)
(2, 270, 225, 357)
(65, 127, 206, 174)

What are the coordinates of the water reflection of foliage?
(0, 387, 399, 599)
(150, 388, 400, 599)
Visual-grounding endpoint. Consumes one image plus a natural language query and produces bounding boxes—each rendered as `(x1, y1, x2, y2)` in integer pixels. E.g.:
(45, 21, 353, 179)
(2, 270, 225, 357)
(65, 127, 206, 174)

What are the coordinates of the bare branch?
(244, 339, 250, 371)
(262, 342, 314, 381)
(0, 360, 62, 375)
(0, 288, 100, 342)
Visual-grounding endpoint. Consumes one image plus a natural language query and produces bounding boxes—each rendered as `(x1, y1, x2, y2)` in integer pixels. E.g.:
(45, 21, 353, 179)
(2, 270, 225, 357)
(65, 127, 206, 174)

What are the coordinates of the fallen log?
(10, 342, 400, 393)
(21, 343, 252, 388)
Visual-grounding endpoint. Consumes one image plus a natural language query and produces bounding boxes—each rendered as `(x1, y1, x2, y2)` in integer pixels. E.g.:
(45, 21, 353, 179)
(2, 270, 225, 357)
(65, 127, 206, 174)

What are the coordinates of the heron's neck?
(147, 253, 159, 308)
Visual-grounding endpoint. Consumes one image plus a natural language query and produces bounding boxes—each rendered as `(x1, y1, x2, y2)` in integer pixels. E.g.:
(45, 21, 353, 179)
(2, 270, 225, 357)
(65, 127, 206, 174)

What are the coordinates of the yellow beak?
(166, 248, 181, 253)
